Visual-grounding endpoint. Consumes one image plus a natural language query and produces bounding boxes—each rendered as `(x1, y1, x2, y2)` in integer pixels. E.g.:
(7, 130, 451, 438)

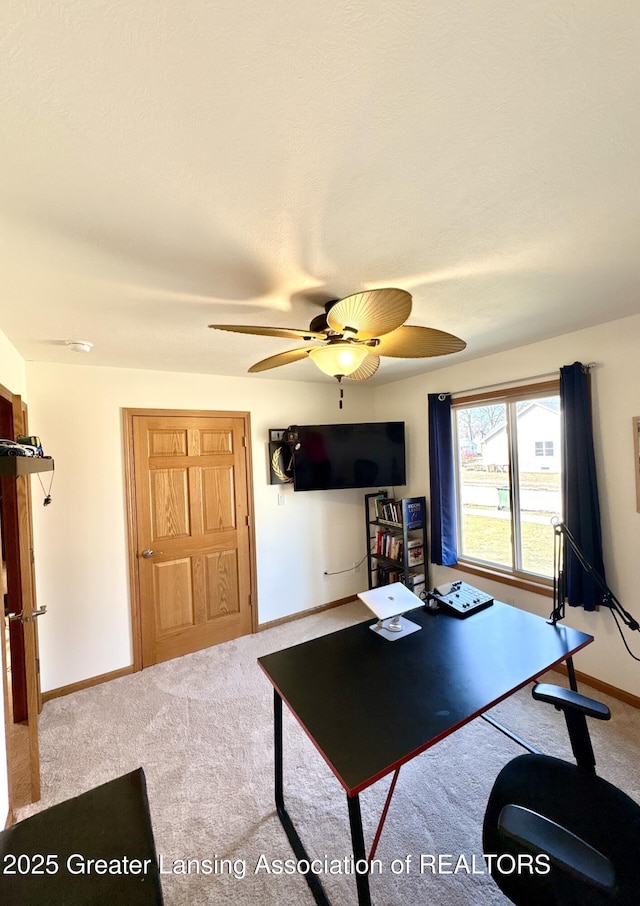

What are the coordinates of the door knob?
(141, 549, 157, 559)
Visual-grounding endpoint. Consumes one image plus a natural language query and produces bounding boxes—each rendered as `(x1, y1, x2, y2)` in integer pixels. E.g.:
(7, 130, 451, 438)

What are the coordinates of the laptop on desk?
(357, 582, 423, 641)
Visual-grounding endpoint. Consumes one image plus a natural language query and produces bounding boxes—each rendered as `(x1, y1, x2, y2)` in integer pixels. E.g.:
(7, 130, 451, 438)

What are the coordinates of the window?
(534, 441, 554, 457)
(452, 381, 561, 583)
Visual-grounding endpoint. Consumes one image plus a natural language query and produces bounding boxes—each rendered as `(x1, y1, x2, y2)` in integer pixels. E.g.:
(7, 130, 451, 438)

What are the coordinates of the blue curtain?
(428, 393, 458, 566)
(560, 362, 606, 610)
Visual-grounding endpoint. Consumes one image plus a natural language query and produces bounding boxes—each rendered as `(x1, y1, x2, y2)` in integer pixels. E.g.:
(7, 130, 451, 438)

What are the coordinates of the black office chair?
(483, 683, 640, 905)
(0, 768, 164, 905)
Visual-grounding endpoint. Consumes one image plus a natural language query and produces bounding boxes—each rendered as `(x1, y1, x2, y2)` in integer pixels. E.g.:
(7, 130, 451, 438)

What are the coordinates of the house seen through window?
(452, 382, 561, 582)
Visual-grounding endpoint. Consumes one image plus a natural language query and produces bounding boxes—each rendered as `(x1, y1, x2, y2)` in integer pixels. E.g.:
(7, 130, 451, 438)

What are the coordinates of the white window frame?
(452, 380, 561, 588)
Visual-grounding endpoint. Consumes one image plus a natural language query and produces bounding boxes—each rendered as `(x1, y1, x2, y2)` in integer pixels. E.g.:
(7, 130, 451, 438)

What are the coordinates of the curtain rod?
(439, 363, 597, 400)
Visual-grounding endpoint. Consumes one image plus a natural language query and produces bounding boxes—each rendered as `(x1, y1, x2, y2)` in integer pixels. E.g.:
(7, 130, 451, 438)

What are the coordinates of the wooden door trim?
(122, 407, 258, 672)
(0, 383, 41, 807)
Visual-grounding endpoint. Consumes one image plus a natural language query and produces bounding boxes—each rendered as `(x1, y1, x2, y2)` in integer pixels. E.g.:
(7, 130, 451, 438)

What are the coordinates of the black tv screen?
(291, 422, 406, 491)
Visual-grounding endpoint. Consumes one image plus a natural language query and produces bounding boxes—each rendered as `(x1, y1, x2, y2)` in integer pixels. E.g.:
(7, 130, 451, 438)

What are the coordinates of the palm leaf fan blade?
(209, 324, 326, 341)
(326, 288, 412, 339)
(247, 347, 316, 373)
(374, 325, 466, 358)
(344, 355, 380, 381)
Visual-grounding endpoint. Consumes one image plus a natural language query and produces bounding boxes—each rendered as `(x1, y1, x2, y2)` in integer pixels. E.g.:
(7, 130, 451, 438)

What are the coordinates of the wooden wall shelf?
(0, 457, 54, 477)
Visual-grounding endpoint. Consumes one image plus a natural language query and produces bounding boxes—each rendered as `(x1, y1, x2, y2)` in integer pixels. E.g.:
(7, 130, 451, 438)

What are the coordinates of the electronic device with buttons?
(428, 580, 494, 618)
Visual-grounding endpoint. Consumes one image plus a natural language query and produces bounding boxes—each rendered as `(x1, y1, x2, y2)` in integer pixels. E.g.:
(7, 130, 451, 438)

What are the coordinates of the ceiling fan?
(209, 288, 466, 381)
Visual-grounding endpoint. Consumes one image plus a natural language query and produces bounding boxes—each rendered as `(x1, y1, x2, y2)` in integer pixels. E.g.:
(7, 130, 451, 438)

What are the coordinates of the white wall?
(25, 362, 379, 692)
(373, 314, 640, 698)
(0, 329, 26, 398)
(0, 329, 27, 825)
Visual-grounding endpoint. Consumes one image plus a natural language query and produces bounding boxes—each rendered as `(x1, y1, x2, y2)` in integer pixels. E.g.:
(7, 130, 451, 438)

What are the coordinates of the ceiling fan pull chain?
(339, 387, 344, 410)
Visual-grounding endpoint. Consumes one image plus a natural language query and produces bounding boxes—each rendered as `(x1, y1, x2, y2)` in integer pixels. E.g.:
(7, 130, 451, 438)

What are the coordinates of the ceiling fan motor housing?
(308, 299, 339, 334)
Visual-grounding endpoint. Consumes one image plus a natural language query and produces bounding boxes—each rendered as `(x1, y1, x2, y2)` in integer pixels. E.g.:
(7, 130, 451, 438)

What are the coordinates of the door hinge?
(30, 548, 35, 564)
(243, 435, 248, 447)
(36, 657, 40, 675)
(246, 514, 251, 527)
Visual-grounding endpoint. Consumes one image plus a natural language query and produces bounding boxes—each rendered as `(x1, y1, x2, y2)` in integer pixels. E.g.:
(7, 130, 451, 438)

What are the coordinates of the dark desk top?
(258, 602, 592, 795)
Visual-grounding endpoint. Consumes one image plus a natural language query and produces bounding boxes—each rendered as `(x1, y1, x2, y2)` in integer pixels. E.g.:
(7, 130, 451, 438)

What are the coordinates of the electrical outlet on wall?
(353, 559, 360, 573)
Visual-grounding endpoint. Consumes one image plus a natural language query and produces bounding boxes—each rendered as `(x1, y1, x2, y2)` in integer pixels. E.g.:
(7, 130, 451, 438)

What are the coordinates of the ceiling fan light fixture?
(309, 343, 369, 379)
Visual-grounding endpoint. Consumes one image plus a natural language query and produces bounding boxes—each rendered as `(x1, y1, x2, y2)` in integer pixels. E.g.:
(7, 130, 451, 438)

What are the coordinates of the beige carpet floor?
(17, 600, 640, 905)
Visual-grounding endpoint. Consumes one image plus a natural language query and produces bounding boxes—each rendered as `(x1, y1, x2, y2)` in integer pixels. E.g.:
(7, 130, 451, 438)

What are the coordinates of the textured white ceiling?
(1, 1, 639, 384)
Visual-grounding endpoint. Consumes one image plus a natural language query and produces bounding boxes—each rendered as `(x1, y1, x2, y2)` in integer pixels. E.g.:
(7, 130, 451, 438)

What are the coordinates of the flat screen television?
(291, 421, 406, 491)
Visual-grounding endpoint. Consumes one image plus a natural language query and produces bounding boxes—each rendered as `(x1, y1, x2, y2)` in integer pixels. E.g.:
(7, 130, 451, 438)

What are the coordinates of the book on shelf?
(407, 538, 424, 566)
(374, 564, 404, 586)
(404, 499, 424, 528)
(410, 570, 426, 600)
(374, 496, 424, 528)
(374, 529, 403, 562)
(375, 497, 403, 524)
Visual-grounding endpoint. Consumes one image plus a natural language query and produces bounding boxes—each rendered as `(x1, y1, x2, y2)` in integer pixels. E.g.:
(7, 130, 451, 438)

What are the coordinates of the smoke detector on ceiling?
(66, 340, 93, 353)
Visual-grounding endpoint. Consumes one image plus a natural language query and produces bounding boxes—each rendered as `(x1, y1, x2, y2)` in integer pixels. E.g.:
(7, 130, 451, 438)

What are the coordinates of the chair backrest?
(0, 768, 164, 905)
(483, 752, 640, 905)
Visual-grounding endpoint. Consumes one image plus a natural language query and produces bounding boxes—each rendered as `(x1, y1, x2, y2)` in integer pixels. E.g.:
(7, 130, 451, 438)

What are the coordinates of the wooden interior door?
(127, 411, 256, 667)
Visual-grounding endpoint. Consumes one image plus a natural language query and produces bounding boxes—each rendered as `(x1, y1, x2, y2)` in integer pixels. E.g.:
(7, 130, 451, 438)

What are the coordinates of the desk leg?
(565, 656, 578, 691)
(347, 793, 372, 906)
(273, 691, 331, 906)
